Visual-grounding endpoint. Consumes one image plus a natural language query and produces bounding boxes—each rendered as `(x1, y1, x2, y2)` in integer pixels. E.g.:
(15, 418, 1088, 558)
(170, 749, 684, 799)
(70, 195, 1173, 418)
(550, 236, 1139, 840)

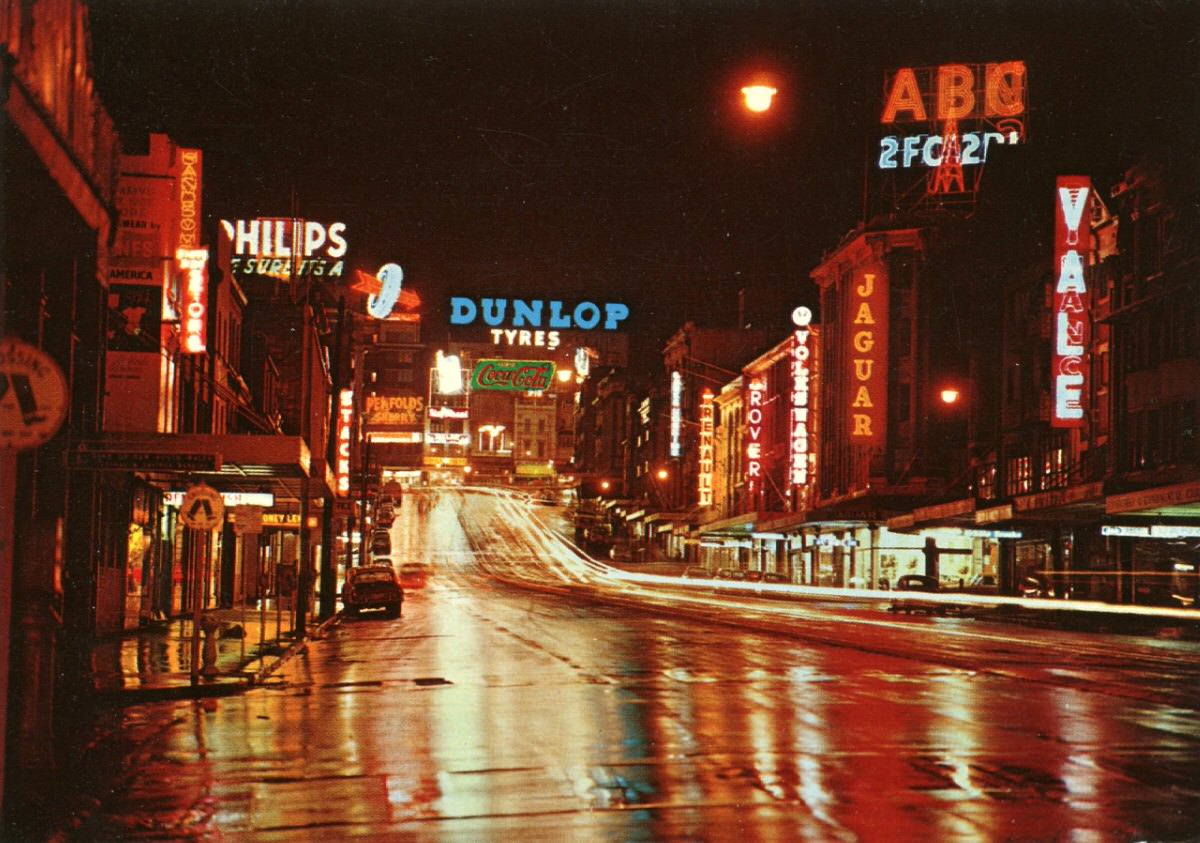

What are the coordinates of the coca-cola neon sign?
(1053, 176, 1091, 427)
(469, 359, 556, 392)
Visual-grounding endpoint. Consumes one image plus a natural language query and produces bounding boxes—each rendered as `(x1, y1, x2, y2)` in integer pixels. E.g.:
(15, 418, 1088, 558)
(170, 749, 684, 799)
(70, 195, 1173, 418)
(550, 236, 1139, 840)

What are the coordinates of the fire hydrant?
(200, 613, 222, 677)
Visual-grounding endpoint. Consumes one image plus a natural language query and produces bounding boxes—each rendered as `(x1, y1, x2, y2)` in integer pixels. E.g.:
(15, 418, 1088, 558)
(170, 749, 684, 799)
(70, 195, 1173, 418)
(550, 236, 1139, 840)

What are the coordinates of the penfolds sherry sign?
(1052, 176, 1091, 427)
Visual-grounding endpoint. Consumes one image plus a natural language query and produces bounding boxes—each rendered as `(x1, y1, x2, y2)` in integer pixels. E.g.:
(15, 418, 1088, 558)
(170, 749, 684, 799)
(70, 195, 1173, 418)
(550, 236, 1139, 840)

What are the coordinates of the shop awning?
(886, 497, 976, 531)
(1013, 481, 1105, 522)
(1106, 479, 1200, 518)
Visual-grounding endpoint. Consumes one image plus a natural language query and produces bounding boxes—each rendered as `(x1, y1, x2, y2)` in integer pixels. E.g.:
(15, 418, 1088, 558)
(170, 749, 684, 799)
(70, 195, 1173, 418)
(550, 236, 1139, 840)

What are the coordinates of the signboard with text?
(1052, 176, 1091, 428)
(470, 359, 556, 392)
(847, 266, 887, 444)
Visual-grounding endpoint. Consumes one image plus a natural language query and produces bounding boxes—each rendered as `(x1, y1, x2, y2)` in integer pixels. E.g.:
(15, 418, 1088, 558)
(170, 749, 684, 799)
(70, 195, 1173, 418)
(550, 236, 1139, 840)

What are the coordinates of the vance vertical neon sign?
(1053, 176, 1091, 427)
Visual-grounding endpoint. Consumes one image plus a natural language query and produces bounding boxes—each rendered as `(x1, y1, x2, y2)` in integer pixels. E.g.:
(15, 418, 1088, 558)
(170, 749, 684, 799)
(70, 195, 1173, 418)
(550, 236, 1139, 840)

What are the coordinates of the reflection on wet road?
(62, 489, 1200, 841)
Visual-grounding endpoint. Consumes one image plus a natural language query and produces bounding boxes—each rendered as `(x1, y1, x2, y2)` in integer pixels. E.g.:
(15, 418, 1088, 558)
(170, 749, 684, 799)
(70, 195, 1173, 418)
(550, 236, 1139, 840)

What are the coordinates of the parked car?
(961, 573, 999, 595)
(890, 574, 944, 615)
(681, 566, 710, 579)
(761, 572, 789, 584)
(342, 565, 403, 618)
(370, 530, 392, 557)
(399, 562, 431, 589)
(715, 568, 746, 580)
(1019, 575, 1056, 598)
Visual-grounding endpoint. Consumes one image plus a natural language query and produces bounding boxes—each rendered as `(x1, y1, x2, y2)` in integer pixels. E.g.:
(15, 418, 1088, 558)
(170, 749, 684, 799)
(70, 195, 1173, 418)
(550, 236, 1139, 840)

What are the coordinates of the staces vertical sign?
(848, 266, 888, 443)
(1053, 177, 1091, 427)
(336, 389, 354, 495)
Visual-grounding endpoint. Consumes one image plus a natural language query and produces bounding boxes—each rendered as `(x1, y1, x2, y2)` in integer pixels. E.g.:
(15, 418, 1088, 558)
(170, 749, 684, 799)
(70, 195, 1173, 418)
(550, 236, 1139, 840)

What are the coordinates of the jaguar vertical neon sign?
(1053, 176, 1091, 427)
(698, 389, 714, 506)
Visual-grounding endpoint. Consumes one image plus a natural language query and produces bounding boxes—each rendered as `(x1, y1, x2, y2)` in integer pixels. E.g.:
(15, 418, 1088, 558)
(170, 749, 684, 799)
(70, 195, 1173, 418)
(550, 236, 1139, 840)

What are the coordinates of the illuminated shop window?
(1005, 455, 1032, 496)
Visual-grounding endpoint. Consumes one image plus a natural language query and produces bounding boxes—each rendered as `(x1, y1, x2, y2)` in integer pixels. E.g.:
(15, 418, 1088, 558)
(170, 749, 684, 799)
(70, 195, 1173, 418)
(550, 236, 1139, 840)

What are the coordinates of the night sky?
(88, 0, 1200, 363)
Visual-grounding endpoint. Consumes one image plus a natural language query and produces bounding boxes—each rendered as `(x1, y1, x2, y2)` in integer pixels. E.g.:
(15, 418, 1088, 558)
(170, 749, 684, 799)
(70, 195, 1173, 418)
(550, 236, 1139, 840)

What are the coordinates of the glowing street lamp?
(600, 480, 611, 492)
(741, 84, 777, 113)
(940, 387, 962, 405)
(656, 467, 670, 481)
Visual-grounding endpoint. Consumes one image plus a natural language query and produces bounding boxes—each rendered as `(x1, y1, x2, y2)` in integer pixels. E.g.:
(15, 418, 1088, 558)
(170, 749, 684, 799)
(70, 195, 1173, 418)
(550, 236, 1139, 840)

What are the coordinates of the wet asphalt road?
(49, 489, 1200, 841)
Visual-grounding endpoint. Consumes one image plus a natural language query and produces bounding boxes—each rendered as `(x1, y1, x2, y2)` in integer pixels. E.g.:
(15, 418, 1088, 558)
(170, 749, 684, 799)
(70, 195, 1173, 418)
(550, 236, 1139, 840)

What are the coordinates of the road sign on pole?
(180, 483, 225, 531)
(0, 339, 68, 451)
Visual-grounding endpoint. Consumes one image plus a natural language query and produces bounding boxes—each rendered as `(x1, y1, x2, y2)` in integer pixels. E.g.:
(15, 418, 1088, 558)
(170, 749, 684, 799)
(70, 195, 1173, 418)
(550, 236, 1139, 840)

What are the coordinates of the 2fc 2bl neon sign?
(1053, 176, 1091, 428)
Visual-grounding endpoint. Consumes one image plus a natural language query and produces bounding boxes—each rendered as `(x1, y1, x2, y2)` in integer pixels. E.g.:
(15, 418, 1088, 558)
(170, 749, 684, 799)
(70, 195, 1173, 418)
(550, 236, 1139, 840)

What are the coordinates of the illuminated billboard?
(450, 297, 629, 333)
(1052, 176, 1091, 428)
(698, 389, 714, 507)
(790, 306, 813, 486)
(364, 393, 425, 429)
(177, 248, 209, 353)
(336, 389, 353, 495)
(669, 370, 683, 458)
(470, 359, 556, 392)
(745, 378, 766, 494)
(219, 218, 347, 279)
(879, 61, 1027, 199)
(848, 267, 887, 443)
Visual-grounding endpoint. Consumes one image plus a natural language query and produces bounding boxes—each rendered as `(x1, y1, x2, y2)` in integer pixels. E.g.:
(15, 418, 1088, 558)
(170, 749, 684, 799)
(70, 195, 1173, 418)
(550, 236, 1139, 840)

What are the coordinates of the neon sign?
(669, 370, 683, 457)
(878, 61, 1027, 199)
(219, 218, 348, 278)
(698, 389, 714, 506)
(746, 378, 765, 493)
(434, 351, 464, 395)
(1053, 176, 1091, 427)
(470, 359, 556, 392)
(849, 269, 887, 442)
(176, 248, 209, 353)
(450, 297, 629, 331)
(336, 389, 353, 495)
(790, 306, 813, 486)
(177, 149, 201, 250)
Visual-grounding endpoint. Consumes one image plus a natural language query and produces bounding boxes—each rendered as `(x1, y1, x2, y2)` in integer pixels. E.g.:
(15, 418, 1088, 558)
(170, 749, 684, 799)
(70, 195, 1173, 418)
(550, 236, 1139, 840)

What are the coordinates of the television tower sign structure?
(877, 61, 1027, 212)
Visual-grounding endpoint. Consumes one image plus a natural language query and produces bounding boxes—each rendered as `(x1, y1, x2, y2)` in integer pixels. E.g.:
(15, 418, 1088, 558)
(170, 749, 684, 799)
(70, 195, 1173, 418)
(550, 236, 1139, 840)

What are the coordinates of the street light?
(741, 84, 777, 113)
(656, 467, 670, 481)
(940, 387, 961, 405)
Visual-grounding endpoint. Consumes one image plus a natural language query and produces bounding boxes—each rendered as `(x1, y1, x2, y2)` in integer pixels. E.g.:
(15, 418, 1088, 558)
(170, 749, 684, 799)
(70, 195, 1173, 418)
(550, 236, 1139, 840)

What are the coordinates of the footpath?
(85, 601, 339, 704)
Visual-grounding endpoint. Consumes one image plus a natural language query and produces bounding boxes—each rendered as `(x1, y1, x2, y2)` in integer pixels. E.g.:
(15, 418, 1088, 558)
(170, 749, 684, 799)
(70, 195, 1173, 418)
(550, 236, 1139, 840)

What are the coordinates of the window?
(1005, 455, 1032, 496)
(1041, 439, 1067, 489)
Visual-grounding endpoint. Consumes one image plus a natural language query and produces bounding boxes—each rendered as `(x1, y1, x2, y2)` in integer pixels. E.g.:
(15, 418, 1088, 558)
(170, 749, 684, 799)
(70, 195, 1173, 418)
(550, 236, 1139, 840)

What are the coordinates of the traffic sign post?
(180, 483, 225, 531)
(0, 339, 68, 451)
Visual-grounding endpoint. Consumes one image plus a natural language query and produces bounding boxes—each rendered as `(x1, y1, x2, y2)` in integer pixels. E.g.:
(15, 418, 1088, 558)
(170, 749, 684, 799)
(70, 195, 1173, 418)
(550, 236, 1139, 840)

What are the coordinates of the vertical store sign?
(336, 389, 354, 495)
(669, 370, 682, 458)
(790, 307, 813, 486)
(745, 379, 766, 494)
(697, 390, 714, 506)
(1053, 176, 1091, 427)
(175, 148, 207, 354)
(848, 266, 888, 443)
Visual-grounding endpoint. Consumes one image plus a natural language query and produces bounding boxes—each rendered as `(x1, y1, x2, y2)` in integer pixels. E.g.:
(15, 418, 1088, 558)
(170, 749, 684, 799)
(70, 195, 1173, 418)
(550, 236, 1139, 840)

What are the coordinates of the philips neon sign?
(1052, 176, 1091, 427)
(336, 389, 353, 495)
(790, 306, 813, 487)
(219, 218, 347, 278)
(698, 389, 714, 506)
